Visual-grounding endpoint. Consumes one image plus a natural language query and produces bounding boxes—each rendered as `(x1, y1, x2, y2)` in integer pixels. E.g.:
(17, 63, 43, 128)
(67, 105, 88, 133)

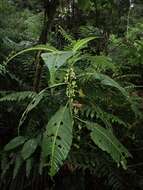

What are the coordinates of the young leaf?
(4, 136, 27, 151)
(21, 139, 38, 160)
(41, 51, 73, 85)
(87, 123, 131, 169)
(42, 105, 73, 176)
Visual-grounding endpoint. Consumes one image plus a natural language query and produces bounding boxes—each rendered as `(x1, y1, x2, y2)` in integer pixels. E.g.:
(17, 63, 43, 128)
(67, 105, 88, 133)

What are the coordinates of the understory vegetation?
(0, 0, 143, 190)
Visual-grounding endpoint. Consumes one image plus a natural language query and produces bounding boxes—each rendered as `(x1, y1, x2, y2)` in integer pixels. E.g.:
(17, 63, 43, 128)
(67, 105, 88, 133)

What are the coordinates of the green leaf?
(6, 44, 57, 65)
(78, 0, 91, 10)
(13, 154, 23, 179)
(18, 89, 45, 129)
(42, 105, 73, 176)
(81, 72, 129, 97)
(0, 91, 36, 103)
(21, 139, 38, 160)
(4, 136, 27, 151)
(26, 158, 33, 177)
(73, 37, 95, 52)
(41, 51, 73, 85)
(87, 123, 131, 169)
(1, 153, 13, 178)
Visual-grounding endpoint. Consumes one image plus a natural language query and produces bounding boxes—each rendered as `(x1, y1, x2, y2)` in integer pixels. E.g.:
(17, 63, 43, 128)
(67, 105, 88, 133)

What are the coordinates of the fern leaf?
(0, 91, 36, 102)
(87, 123, 131, 168)
(58, 26, 74, 44)
(42, 104, 73, 176)
(0, 64, 7, 76)
(72, 37, 95, 52)
(79, 72, 129, 97)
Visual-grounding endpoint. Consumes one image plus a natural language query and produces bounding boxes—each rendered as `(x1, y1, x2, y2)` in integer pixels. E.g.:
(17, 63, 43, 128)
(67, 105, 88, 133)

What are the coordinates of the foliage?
(0, 38, 140, 179)
(0, 1, 143, 190)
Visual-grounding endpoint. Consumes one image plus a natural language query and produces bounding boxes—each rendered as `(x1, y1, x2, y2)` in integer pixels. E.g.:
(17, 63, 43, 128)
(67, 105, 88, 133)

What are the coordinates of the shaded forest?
(0, 0, 143, 189)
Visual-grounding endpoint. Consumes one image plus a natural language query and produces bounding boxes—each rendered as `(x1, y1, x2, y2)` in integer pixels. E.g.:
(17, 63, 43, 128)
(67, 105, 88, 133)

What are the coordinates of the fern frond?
(58, 26, 74, 44)
(80, 105, 127, 128)
(78, 72, 128, 97)
(0, 91, 36, 103)
(0, 64, 7, 76)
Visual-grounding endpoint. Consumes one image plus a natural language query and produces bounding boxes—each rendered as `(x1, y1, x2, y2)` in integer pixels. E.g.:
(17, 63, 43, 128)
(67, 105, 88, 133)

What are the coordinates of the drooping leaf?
(87, 123, 131, 169)
(4, 136, 27, 151)
(73, 37, 95, 52)
(13, 154, 23, 179)
(41, 51, 73, 85)
(6, 44, 57, 65)
(18, 89, 45, 128)
(1, 153, 14, 178)
(42, 105, 73, 176)
(21, 139, 38, 160)
(26, 158, 33, 177)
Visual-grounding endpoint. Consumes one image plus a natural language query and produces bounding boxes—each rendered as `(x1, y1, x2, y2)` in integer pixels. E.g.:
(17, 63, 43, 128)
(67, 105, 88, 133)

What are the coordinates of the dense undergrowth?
(0, 1, 143, 190)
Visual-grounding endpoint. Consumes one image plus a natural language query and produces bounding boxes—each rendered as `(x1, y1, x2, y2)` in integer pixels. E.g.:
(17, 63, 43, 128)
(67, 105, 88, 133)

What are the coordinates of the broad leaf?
(21, 139, 38, 160)
(87, 123, 131, 169)
(42, 105, 73, 176)
(41, 51, 73, 85)
(4, 136, 27, 151)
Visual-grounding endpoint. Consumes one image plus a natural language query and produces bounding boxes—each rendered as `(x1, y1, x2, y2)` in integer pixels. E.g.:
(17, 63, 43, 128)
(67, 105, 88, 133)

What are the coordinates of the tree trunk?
(33, 0, 60, 92)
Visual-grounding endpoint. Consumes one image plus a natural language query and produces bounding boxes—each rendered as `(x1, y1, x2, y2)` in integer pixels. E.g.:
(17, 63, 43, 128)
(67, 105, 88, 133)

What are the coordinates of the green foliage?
(0, 91, 36, 103)
(1, 39, 138, 179)
(21, 139, 38, 160)
(87, 123, 131, 168)
(0, 1, 143, 189)
(78, 0, 91, 10)
(41, 51, 73, 85)
(13, 154, 23, 179)
(42, 105, 73, 176)
(4, 136, 27, 151)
